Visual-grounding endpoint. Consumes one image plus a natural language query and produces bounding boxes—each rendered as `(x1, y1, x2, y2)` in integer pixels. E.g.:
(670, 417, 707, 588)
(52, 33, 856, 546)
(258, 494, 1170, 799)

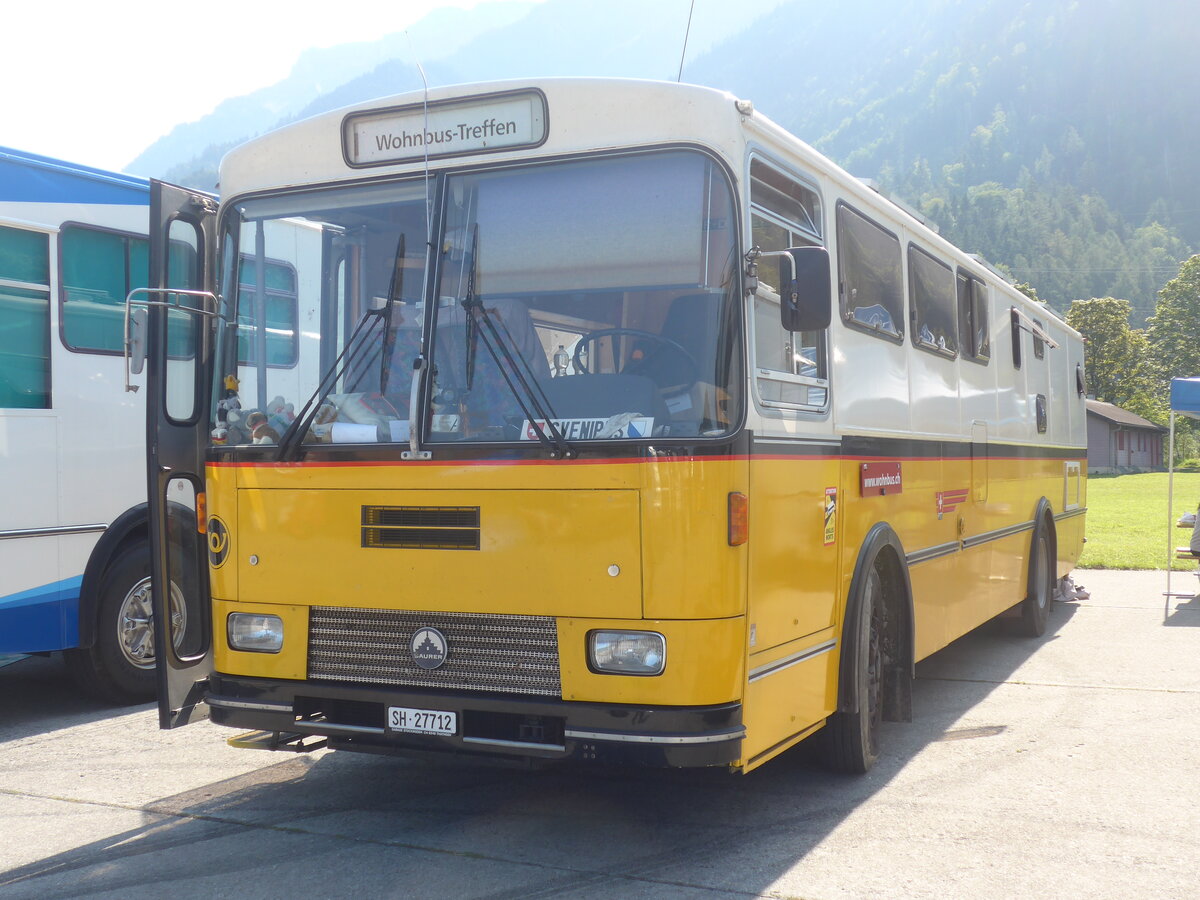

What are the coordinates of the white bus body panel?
(0, 151, 150, 654)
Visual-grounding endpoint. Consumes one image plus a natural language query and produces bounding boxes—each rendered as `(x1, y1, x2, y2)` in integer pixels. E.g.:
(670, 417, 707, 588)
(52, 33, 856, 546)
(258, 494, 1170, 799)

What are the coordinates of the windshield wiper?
(459, 226, 575, 459)
(278, 231, 413, 460)
(275, 309, 386, 460)
(379, 234, 406, 395)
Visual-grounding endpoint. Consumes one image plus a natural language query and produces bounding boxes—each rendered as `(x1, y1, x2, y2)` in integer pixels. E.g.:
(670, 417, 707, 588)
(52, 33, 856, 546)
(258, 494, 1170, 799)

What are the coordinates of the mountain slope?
(129, 2, 538, 178)
(140, 0, 1197, 320)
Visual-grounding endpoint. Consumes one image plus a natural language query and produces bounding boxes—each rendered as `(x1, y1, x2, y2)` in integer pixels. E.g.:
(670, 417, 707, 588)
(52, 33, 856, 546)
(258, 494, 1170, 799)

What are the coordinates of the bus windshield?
(213, 149, 742, 449)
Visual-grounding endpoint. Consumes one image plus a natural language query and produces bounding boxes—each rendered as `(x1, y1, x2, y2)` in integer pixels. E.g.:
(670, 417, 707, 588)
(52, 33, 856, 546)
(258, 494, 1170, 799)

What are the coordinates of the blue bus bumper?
(0, 577, 81, 653)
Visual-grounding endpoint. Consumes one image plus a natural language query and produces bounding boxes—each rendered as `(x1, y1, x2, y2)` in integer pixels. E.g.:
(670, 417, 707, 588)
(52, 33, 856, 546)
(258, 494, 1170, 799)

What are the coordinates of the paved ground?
(1, 569, 1197, 899)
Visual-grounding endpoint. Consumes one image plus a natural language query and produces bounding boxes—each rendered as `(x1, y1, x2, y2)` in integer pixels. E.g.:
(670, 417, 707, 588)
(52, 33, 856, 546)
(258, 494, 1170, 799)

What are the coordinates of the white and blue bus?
(0, 148, 292, 702)
(0, 146, 164, 700)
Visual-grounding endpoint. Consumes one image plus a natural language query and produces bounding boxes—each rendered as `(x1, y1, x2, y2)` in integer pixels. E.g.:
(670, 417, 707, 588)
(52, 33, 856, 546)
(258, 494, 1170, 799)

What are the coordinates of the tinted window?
(956, 271, 990, 363)
(61, 225, 147, 353)
(837, 205, 903, 341)
(1010, 307, 1022, 369)
(0, 225, 50, 408)
(908, 245, 956, 356)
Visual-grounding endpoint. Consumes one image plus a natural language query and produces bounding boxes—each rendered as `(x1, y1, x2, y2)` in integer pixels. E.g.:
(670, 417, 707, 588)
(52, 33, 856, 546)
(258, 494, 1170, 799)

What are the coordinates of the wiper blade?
(379, 233, 406, 395)
(276, 309, 386, 460)
(458, 230, 573, 459)
(463, 226, 479, 392)
(279, 231, 412, 460)
(471, 308, 575, 458)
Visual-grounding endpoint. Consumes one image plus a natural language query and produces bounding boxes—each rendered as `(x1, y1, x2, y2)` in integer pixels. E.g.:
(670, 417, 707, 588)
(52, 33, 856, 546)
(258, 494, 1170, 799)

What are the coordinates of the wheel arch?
(76, 503, 150, 649)
(838, 522, 915, 722)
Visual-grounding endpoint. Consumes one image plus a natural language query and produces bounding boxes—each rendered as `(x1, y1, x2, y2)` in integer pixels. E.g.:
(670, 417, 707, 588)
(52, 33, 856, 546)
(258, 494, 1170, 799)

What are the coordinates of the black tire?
(1017, 522, 1054, 638)
(64, 543, 182, 705)
(819, 560, 884, 774)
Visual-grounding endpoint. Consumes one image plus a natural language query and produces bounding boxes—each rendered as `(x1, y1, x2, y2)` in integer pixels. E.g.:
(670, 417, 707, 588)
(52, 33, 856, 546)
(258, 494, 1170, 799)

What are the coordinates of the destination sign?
(344, 90, 547, 166)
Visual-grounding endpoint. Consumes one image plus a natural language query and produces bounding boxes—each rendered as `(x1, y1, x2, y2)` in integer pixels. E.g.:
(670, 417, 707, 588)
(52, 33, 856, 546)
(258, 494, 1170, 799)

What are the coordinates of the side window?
(61, 225, 147, 353)
(0, 224, 51, 408)
(908, 245, 956, 357)
(237, 255, 299, 367)
(956, 271, 990, 363)
(1033, 318, 1045, 360)
(837, 204, 902, 341)
(749, 158, 827, 408)
(1010, 307, 1022, 369)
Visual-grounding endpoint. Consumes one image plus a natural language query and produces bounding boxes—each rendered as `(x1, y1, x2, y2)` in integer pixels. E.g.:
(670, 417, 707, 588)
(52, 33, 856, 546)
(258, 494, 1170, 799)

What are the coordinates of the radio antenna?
(676, 0, 696, 82)
(409, 40, 434, 245)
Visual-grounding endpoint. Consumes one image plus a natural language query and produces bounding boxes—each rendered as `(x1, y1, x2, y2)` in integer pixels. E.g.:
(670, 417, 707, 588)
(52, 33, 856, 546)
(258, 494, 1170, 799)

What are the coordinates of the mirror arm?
(123, 287, 218, 393)
(743, 246, 761, 296)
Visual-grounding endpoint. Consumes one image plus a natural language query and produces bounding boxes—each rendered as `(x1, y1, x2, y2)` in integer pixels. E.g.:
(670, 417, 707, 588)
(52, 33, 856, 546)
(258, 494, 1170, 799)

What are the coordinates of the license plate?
(387, 706, 457, 736)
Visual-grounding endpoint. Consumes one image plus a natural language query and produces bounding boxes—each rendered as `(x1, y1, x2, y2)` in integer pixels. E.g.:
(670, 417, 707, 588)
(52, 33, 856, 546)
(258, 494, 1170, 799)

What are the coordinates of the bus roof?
(0, 145, 149, 206)
(218, 78, 747, 198)
(213, 77, 1075, 329)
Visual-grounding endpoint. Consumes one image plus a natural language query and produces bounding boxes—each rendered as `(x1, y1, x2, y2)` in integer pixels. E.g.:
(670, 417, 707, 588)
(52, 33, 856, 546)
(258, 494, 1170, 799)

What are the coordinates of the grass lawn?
(1079, 471, 1200, 570)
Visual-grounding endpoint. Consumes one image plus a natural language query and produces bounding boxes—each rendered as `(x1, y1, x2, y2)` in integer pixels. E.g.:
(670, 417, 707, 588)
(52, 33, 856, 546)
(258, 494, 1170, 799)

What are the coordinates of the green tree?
(1146, 255, 1200, 391)
(1143, 256, 1200, 463)
(1066, 297, 1160, 419)
(1012, 282, 1042, 304)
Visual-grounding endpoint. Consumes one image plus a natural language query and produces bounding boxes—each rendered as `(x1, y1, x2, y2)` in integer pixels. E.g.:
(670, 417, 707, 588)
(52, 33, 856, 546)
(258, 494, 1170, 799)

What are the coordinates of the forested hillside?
(686, 0, 1198, 322)
(147, 0, 1197, 327)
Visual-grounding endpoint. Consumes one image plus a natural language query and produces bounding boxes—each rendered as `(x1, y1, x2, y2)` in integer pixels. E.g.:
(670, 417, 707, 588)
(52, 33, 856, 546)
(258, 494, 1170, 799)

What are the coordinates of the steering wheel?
(571, 327, 700, 388)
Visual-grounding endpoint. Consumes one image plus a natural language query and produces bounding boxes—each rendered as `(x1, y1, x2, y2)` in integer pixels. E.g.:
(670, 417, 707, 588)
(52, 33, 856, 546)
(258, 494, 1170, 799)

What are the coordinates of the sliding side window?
(749, 158, 827, 409)
(956, 270, 990, 364)
(908, 245, 956, 357)
(837, 204, 902, 342)
(61, 224, 147, 354)
(0, 224, 50, 408)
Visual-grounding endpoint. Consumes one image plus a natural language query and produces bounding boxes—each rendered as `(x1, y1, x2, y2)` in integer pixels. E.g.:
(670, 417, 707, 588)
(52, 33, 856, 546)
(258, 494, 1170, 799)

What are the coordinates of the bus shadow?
(0, 602, 1079, 898)
(0, 655, 148, 745)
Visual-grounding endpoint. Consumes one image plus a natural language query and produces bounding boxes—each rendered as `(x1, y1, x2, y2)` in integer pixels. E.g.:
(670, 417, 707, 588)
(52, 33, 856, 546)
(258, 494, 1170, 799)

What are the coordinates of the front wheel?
(1017, 523, 1054, 638)
(64, 543, 185, 704)
(819, 560, 884, 774)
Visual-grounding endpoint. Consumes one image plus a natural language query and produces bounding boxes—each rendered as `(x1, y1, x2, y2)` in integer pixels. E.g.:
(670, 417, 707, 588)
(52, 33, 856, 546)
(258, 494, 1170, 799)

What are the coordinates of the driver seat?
(627, 292, 721, 389)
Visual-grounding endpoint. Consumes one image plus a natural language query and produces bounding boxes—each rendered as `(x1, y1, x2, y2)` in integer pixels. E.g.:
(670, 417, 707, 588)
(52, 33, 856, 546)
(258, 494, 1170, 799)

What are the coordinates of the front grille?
(307, 606, 561, 697)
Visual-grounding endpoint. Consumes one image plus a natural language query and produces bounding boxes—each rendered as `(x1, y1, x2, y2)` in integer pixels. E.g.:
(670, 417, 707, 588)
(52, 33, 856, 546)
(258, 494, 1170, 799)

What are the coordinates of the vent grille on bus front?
(307, 606, 561, 697)
(361, 505, 480, 550)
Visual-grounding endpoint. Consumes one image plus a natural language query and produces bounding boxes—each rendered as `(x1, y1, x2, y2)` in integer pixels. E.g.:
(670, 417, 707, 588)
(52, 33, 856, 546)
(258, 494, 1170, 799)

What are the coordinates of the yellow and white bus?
(140, 78, 1086, 774)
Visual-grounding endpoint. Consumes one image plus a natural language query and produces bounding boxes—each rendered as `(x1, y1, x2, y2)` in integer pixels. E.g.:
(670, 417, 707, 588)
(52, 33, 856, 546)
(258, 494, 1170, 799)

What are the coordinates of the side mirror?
(778, 246, 832, 332)
(128, 306, 148, 376)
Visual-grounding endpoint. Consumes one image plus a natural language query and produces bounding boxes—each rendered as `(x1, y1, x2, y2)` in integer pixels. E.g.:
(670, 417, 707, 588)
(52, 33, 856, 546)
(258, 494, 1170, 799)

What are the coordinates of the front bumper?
(207, 673, 744, 768)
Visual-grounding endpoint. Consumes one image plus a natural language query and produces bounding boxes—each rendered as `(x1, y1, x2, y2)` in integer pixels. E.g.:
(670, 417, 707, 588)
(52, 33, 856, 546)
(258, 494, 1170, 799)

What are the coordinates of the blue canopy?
(1170, 377, 1200, 418)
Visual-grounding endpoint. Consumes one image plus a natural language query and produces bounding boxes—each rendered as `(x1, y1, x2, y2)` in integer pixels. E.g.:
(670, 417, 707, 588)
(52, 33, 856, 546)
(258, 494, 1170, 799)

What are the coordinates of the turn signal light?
(728, 492, 748, 546)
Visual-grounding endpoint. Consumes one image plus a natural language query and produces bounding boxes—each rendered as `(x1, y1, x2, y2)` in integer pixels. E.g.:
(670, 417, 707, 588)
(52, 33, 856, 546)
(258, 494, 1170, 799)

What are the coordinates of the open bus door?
(143, 180, 218, 728)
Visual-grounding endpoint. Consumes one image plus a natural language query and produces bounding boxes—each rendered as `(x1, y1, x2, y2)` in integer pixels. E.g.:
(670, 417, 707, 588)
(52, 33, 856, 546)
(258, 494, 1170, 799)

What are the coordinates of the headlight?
(588, 630, 666, 676)
(227, 613, 284, 653)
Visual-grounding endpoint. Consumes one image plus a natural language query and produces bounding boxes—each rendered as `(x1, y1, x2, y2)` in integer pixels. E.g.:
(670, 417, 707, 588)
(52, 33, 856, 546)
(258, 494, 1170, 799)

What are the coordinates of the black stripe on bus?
(211, 430, 1083, 467)
(839, 434, 1085, 461)
(961, 520, 1037, 550)
(905, 541, 962, 566)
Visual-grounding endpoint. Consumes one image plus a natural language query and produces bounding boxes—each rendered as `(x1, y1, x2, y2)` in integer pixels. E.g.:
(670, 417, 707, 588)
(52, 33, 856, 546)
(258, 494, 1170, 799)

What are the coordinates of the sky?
(2, 0, 544, 172)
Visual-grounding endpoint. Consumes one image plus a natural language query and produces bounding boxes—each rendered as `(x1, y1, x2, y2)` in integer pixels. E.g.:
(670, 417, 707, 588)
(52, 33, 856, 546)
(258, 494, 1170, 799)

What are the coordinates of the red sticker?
(860, 462, 902, 497)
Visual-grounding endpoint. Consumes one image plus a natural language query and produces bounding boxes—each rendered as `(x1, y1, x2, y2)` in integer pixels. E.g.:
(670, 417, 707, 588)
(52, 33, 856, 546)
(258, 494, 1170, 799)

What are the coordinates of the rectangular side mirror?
(779, 246, 832, 332)
(128, 306, 148, 376)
